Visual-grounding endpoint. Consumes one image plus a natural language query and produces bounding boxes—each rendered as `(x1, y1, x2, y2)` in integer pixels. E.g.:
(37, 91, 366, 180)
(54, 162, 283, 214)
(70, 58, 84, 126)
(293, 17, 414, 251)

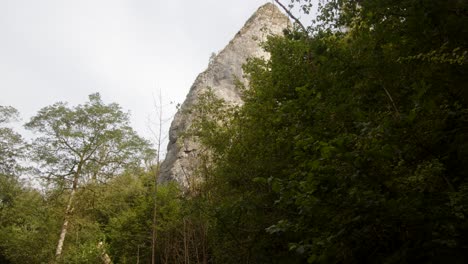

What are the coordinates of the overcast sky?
(0, 0, 303, 151)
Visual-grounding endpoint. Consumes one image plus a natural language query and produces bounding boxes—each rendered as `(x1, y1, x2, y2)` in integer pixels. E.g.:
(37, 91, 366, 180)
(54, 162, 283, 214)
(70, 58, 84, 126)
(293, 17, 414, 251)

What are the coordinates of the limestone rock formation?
(159, 3, 290, 187)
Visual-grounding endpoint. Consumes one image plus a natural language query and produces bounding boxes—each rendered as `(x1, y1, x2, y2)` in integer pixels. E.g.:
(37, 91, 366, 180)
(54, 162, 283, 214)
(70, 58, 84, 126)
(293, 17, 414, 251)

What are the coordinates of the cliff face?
(159, 3, 290, 187)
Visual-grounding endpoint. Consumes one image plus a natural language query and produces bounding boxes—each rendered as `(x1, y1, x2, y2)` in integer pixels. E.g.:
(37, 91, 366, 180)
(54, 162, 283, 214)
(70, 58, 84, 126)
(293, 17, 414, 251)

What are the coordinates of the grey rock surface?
(159, 3, 290, 188)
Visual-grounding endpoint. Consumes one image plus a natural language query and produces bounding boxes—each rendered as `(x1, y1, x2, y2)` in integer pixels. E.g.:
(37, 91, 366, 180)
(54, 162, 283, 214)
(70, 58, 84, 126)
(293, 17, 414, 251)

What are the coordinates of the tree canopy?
(0, 106, 26, 177)
(25, 93, 154, 261)
(186, 0, 468, 262)
(25, 93, 153, 186)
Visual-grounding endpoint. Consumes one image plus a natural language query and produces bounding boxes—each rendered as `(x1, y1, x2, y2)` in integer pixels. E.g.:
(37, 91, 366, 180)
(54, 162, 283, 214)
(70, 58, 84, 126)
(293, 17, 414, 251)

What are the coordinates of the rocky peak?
(159, 3, 290, 187)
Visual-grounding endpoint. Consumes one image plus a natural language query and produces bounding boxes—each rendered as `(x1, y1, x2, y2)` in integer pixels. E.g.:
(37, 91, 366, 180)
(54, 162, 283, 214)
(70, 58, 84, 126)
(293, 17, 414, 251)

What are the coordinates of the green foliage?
(0, 106, 19, 124)
(0, 95, 205, 263)
(0, 106, 26, 177)
(25, 93, 153, 187)
(0, 177, 59, 263)
(2, 0, 467, 262)
(97, 172, 154, 263)
(188, 0, 468, 262)
(1, 167, 197, 263)
(59, 240, 104, 264)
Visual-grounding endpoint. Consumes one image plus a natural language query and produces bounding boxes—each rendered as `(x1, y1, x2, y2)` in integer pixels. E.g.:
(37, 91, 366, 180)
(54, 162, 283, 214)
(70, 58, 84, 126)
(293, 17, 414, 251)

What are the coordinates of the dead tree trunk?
(151, 90, 164, 264)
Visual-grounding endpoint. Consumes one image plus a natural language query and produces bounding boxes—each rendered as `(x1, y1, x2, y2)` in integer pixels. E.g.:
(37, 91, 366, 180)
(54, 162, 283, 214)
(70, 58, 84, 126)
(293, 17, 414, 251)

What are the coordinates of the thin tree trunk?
(202, 223, 207, 264)
(184, 218, 190, 264)
(54, 187, 75, 258)
(101, 253, 112, 264)
(54, 162, 82, 261)
(97, 242, 113, 264)
(151, 90, 164, 264)
(274, 0, 308, 33)
(137, 245, 140, 264)
(151, 190, 158, 264)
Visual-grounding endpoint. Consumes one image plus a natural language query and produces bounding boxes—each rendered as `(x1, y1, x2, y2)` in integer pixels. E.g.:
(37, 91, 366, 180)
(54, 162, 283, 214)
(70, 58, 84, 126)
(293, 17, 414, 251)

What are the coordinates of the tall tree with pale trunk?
(25, 93, 153, 262)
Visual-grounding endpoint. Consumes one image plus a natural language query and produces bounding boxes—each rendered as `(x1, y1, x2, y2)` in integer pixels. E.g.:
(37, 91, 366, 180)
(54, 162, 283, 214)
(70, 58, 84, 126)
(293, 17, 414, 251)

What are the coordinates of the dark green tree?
(189, 0, 468, 262)
(0, 181, 60, 263)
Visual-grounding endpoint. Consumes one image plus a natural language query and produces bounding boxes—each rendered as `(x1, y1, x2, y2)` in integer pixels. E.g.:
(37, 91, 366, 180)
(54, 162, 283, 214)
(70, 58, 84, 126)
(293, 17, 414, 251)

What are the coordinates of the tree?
(25, 93, 153, 261)
(0, 106, 54, 263)
(0, 181, 61, 264)
(0, 106, 26, 177)
(149, 91, 164, 264)
(188, 0, 467, 262)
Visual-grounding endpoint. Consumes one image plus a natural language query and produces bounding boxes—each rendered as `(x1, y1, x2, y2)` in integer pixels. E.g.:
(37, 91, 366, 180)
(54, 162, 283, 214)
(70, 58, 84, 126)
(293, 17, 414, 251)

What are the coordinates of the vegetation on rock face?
(1, 0, 467, 263)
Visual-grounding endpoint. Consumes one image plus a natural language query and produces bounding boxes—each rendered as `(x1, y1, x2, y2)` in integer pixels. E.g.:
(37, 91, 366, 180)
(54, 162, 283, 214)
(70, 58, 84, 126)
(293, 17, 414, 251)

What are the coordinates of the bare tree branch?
(274, 0, 308, 33)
